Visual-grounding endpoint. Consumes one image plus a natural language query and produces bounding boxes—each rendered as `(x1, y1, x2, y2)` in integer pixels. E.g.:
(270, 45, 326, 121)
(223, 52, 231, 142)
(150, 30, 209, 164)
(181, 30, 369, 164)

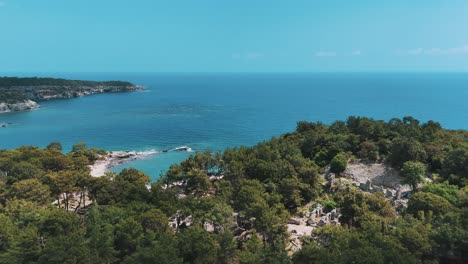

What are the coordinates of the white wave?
(111, 146, 192, 160)
(137, 149, 159, 156)
(168, 146, 193, 152)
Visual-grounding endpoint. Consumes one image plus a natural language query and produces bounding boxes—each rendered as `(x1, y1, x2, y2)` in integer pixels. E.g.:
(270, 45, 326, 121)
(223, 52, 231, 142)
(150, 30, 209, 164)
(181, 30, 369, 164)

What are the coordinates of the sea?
(1, 73, 467, 180)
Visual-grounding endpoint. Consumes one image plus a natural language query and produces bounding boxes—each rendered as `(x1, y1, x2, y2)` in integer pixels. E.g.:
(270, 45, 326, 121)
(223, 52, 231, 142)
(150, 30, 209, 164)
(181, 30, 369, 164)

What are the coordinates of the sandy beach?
(89, 147, 192, 177)
(89, 150, 152, 177)
(89, 158, 112, 177)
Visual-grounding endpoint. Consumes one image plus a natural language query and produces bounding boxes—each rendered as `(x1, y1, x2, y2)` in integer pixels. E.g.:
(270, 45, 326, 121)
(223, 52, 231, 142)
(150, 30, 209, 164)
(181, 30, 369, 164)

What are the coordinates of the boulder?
(330, 209, 339, 220)
(393, 199, 408, 212)
(385, 188, 396, 198)
(315, 204, 323, 216)
(325, 213, 332, 222)
(203, 222, 215, 232)
(233, 227, 246, 236)
(366, 179, 372, 191)
(317, 218, 327, 227)
(372, 185, 384, 193)
(288, 218, 301, 225)
(180, 215, 192, 228)
(396, 185, 402, 200)
(359, 182, 368, 191)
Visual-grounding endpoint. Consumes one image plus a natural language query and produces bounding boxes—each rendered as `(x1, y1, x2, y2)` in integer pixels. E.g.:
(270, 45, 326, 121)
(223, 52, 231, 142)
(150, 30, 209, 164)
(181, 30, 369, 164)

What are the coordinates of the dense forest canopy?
(0, 77, 133, 88)
(0, 116, 466, 263)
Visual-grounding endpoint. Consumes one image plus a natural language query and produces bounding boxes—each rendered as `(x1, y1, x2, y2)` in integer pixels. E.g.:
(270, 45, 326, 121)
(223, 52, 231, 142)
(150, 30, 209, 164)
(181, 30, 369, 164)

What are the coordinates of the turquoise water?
(1, 73, 467, 180)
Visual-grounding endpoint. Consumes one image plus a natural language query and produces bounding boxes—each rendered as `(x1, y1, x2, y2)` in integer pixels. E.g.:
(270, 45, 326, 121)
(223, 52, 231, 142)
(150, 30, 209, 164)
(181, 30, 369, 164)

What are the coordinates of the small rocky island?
(0, 77, 144, 113)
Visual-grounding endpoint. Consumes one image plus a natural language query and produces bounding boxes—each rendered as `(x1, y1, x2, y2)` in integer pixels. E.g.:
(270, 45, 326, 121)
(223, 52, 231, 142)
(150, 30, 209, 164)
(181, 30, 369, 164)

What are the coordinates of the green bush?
(330, 153, 347, 174)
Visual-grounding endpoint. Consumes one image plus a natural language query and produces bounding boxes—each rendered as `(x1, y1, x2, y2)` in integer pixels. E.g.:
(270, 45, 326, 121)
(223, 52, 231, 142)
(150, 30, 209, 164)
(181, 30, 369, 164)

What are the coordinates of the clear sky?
(1, 0, 467, 73)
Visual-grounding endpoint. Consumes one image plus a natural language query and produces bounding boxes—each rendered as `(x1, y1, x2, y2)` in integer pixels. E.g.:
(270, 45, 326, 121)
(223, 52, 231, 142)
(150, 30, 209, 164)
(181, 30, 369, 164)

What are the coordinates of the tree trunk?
(75, 192, 82, 212)
(65, 193, 69, 211)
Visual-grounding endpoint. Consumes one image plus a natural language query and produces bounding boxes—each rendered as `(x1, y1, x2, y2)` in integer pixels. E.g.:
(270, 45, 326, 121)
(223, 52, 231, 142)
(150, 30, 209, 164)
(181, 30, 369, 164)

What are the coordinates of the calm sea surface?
(1, 73, 467, 180)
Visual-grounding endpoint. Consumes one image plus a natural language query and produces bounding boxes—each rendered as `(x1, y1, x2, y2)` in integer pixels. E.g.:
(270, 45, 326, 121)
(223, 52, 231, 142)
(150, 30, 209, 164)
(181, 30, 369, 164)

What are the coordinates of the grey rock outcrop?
(0, 100, 39, 113)
(288, 218, 301, 225)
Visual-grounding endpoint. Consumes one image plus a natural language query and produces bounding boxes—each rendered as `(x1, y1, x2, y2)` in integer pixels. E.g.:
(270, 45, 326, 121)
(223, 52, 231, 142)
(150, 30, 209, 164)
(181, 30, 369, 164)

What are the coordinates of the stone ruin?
(289, 203, 341, 230)
(356, 181, 411, 212)
(286, 203, 342, 255)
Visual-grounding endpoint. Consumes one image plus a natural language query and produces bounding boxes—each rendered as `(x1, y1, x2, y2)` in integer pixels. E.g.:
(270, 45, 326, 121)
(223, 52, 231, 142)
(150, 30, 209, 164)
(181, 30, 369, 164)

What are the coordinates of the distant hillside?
(0, 77, 143, 113)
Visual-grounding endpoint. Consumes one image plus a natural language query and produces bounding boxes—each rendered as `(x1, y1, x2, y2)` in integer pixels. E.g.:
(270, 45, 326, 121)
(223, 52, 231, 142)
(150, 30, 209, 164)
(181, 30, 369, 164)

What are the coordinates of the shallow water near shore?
(1, 73, 468, 180)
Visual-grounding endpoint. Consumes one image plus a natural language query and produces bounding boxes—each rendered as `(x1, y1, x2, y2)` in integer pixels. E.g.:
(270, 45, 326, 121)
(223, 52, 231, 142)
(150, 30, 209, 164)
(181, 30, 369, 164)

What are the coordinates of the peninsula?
(0, 77, 144, 113)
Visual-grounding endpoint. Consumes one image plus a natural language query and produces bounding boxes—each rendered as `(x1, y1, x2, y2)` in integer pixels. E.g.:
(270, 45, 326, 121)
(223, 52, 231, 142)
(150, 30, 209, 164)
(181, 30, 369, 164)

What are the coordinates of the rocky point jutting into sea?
(0, 100, 39, 113)
(0, 77, 144, 113)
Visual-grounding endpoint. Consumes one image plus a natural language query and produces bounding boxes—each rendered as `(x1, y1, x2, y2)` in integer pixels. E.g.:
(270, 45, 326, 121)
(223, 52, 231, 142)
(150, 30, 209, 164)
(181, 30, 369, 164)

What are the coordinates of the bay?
(1, 73, 467, 180)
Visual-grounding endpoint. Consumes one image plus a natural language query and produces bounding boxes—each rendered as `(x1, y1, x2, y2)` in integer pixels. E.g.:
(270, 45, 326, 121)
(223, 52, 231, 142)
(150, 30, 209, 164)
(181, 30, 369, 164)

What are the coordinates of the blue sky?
(1, 0, 467, 72)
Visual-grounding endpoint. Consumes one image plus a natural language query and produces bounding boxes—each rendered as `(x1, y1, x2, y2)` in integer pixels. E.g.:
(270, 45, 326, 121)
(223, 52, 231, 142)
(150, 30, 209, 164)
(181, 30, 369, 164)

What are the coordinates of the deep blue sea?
(1, 73, 467, 180)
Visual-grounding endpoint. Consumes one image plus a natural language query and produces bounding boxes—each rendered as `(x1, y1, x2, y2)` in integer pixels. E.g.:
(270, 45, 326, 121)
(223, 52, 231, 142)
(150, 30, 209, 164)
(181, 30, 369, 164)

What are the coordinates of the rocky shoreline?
(0, 100, 40, 113)
(0, 83, 144, 114)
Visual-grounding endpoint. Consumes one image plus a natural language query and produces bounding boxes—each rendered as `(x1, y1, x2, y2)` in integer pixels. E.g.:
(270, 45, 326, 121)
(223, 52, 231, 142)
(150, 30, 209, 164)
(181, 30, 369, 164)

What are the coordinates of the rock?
(330, 209, 339, 220)
(288, 218, 301, 225)
(401, 191, 411, 199)
(203, 222, 215, 232)
(359, 182, 367, 191)
(317, 215, 331, 226)
(396, 185, 402, 200)
(298, 211, 306, 218)
(372, 185, 384, 193)
(393, 199, 408, 212)
(325, 213, 332, 222)
(310, 209, 317, 221)
(173, 146, 192, 152)
(117, 154, 133, 159)
(315, 204, 323, 216)
(291, 238, 302, 250)
(233, 227, 246, 236)
(385, 188, 396, 198)
(237, 231, 255, 242)
(317, 218, 327, 227)
(180, 215, 192, 228)
(366, 179, 372, 191)
(169, 221, 177, 229)
(0, 100, 39, 113)
(209, 175, 224, 181)
(329, 178, 335, 189)
(360, 179, 375, 192)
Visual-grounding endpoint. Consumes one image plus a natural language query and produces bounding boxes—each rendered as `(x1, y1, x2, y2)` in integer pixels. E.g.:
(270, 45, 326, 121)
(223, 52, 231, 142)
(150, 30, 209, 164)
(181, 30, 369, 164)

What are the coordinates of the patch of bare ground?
(343, 161, 406, 189)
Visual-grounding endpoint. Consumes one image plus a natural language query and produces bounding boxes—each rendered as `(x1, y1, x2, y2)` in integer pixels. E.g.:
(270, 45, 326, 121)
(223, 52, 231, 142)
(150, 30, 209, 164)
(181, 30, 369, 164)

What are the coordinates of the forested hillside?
(0, 116, 466, 263)
(0, 77, 140, 105)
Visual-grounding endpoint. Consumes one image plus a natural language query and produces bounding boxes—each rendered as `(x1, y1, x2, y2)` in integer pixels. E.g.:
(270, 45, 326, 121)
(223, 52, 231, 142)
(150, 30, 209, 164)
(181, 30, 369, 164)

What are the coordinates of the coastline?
(89, 146, 192, 177)
(0, 76, 145, 114)
(89, 150, 156, 177)
(0, 100, 40, 114)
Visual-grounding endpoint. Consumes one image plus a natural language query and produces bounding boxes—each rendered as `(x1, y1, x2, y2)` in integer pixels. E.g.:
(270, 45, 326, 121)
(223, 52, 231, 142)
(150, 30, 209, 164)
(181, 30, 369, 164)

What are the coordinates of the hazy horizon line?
(2, 70, 468, 76)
